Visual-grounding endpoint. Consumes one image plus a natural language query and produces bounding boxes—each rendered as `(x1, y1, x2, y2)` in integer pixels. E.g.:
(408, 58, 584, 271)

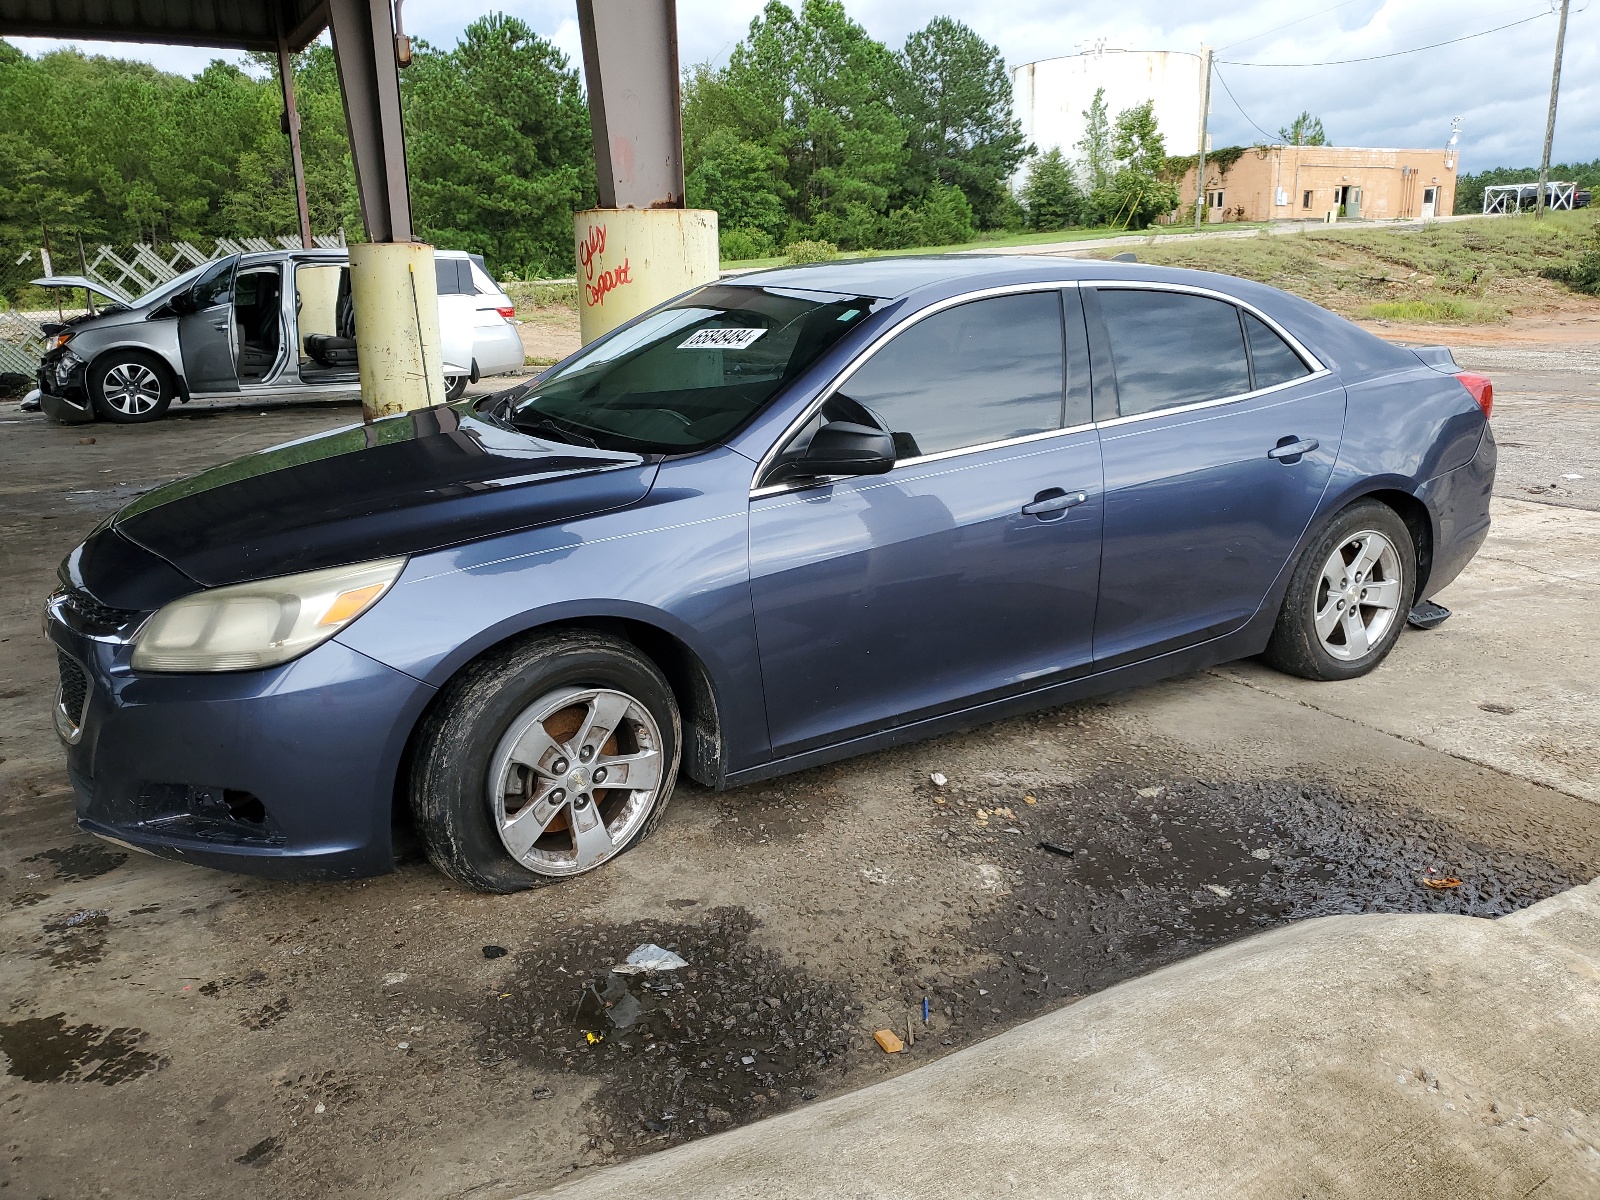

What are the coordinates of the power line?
(1219, 12, 1550, 66)
(1210, 65, 1278, 143)
(1217, 0, 1367, 53)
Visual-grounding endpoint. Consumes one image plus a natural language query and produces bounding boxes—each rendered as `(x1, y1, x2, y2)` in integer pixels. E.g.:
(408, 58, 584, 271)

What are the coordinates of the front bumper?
(38, 349, 94, 424)
(46, 605, 436, 880)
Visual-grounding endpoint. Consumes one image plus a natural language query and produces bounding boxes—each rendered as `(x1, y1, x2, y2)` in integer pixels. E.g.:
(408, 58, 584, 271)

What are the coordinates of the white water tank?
(1012, 49, 1205, 169)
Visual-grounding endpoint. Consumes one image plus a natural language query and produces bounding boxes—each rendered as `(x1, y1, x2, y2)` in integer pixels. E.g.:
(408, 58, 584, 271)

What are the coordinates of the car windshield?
(506, 284, 883, 453)
(134, 261, 212, 308)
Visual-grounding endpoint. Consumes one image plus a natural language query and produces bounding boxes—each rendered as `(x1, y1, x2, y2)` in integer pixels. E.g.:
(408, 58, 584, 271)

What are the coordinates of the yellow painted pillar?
(349, 241, 444, 420)
(575, 209, 720, 345)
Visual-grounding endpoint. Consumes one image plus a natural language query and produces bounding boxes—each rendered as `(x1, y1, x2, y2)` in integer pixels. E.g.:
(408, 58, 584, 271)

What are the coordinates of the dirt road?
(1, 323, 1596, 1198)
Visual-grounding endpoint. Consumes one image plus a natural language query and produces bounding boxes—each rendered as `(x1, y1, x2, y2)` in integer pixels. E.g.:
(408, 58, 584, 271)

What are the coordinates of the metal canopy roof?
(0, 0, 328, 53)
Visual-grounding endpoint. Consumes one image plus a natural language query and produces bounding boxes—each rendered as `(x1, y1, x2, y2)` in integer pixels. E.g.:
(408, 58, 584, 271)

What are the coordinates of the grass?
(520, 213, 1598, 326)
(1079, 211, 1598, 321)
(718, 221, 1279, 271)
(1355, 296, 1506, 324)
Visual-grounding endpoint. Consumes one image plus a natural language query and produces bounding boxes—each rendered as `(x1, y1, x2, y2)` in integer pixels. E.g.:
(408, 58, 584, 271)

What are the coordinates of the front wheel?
(443, 375, 468, 401)
(409, 631, 681, 892)
(89, 352, 175, 422)
(1262, 499, 1415, 681)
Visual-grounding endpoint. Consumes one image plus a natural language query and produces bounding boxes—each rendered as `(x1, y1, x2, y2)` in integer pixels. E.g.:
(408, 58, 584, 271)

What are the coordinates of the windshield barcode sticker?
(679, 327, 767, 350)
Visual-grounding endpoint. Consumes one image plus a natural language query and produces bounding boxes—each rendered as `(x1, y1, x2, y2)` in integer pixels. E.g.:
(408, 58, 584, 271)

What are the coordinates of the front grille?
(56, 653, 89, 741)
(52, 588, 142, 638)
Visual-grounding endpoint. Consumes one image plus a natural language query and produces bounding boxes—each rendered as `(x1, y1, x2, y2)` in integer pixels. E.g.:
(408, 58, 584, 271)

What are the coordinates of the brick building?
(1174, 145, 1458, 223)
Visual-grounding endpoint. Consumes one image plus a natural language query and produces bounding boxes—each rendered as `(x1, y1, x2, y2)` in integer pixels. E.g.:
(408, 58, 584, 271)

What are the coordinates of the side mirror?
(169, 290, 198, 316)
(769, 421, 896, 484)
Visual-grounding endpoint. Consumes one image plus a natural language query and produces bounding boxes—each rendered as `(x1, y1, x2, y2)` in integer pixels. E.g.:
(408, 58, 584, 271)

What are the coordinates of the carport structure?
(0, 0, 705, 409)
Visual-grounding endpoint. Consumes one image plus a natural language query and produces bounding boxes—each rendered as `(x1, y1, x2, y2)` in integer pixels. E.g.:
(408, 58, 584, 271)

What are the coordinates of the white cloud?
(9, 0, 1594, 171)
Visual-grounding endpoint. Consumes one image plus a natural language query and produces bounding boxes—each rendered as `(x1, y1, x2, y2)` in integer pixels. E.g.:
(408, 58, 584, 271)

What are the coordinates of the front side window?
(504, 284, 881, 454)
(187, 256, 239, 311)
(1098, 289, 1251, 417)
(832, 291, 1066, 460)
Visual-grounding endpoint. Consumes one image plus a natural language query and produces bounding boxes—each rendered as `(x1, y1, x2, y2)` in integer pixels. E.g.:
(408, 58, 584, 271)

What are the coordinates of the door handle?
(1267, 437, 1319, 462)
(1021, 490, 1089, 516)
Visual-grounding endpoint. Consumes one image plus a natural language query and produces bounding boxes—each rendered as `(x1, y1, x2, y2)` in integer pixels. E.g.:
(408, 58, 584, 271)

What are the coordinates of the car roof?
(725, 254, 1163, 299)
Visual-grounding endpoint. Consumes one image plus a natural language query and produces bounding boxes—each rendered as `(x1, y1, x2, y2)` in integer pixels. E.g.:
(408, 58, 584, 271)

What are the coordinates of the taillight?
(1455, 372, 1492, 418)
(495, 305, 516, 320)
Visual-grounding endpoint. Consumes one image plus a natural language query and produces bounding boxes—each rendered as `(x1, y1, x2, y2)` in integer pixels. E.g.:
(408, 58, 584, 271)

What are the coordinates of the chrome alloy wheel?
(101, 361, 163, 415)
(1313, 529, 1404, 661)
(488, 686, 665, 876)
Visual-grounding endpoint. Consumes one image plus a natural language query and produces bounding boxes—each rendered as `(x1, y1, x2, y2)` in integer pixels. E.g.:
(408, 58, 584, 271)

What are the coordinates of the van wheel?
(409, 631, 681, 893)
(90, 352, 175, 422)
(444, 375, 468, 401)
(1263, 499, 1415, 681)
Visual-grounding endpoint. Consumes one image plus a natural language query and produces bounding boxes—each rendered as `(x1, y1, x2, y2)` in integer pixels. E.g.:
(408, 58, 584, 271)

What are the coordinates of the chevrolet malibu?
(44, 256, 1496, 892)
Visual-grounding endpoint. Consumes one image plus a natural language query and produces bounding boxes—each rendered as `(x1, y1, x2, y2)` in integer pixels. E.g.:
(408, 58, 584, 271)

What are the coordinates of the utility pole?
(1535, 0, 1570, 219)
(1193, 46, 1213, 229)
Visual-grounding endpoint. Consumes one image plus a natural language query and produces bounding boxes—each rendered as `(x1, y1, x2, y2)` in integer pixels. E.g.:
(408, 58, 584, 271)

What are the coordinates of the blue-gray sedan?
(44, 255, 1496, 891)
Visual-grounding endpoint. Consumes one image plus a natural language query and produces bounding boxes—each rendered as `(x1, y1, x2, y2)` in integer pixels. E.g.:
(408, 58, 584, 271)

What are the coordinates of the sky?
(7, 0, 1596, 174)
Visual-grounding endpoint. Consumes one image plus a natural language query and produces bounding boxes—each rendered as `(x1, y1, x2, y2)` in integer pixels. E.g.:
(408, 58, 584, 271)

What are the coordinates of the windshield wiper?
(516, 415, 599, 448)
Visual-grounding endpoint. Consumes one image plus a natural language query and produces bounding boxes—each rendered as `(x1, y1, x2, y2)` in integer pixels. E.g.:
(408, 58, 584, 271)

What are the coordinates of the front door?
(749, 289, 1104, 757)
(1421, 187, 1437, 218)
(178, 255, 240, 394)
(1086, 285, 1347, 667)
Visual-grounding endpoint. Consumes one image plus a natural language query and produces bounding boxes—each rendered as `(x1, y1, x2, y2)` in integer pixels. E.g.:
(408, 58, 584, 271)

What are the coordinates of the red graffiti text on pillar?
(579, 222, 632, 306)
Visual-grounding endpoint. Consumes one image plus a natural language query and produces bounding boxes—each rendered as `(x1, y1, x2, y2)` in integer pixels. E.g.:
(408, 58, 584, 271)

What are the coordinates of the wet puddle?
(0, 1013, 163, 1084)
(24, 843, 127, 881)
(479, 907, 850, 1148)
(933, 778, 1587, 1028)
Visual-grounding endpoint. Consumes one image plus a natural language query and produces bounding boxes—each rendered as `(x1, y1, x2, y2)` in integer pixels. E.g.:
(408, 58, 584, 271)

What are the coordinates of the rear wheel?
(89, 351, 175, 423)
(409, 631, 681, 892)
(1263, 499, 1415, 681)
(444, 375, 468, 401)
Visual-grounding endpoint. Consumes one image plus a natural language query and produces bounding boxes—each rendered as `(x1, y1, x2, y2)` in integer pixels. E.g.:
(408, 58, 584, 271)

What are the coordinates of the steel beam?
(576, 0, 685, 209)
(326, 0, 412, 242)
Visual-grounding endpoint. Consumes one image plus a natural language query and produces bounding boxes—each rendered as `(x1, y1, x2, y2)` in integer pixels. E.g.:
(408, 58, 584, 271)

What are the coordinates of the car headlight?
(131, 557, 406, 673)
(46, 331, 73, 352)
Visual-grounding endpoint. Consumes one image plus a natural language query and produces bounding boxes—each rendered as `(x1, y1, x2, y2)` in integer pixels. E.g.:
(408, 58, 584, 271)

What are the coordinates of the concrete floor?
(0, 333, 1597, 1198)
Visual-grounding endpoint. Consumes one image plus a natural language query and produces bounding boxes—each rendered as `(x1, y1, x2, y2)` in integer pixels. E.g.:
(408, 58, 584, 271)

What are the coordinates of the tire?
(444, 375, 468, 401)
(1262, 499, 1416, 682)
(89, 351, 175, 423)
(409, 630, 681, 893)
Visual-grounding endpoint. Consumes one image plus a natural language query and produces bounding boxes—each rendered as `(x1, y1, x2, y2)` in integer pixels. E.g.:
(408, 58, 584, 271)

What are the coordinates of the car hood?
(99, 404, 657, 593)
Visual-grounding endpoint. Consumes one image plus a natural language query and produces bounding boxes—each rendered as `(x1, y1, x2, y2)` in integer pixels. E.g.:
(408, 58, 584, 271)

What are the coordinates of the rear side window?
(1098, 289, 1250, 417)
(435, 258, 474, 296)
(1244, 312, 1311, 389)
(839, 292, 1065, 459)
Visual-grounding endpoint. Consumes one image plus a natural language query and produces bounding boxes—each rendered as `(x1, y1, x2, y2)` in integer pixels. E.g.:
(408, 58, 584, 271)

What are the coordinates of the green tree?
(1278, 111, 1327, 146)
(1075, 87, 1113, 193)
(682, 0, 905, 249)
(893, 17, 1029, 228)
(402, 14, 593, 277)
(1021, 148, 1083, 230)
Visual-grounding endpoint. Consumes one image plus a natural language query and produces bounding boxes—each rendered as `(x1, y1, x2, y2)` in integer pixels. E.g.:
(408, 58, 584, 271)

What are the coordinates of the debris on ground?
(1422, 876, 1463, 890)
(612, 944, 688, 975)
(1204, 884, 1233, 899)
(873, 1029, 904, 1054)
(1037, 842, 1076, 858)
(930, 772, 948, 787)
(482, 945, 509, 960)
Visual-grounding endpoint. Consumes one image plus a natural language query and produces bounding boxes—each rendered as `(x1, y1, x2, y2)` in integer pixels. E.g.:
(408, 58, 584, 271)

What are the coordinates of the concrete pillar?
(348, 242, 444, 419)
(573, 0, 720, 344)
(576, 209, 719, 343)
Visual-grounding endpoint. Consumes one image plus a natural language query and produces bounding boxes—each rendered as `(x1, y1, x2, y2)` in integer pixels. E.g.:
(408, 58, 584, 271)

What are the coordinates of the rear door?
(178, 255, 240, 394)
(1086, 284, 1346, 667)
(749, 288, 1104, 756)
(435, 255, 475, 377)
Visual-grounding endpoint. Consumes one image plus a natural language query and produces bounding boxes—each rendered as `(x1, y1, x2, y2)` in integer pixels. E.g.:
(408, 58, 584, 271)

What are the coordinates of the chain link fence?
(0, 233, 346, 394)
